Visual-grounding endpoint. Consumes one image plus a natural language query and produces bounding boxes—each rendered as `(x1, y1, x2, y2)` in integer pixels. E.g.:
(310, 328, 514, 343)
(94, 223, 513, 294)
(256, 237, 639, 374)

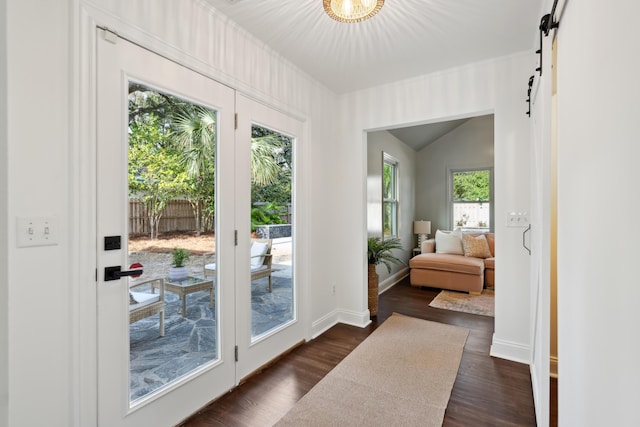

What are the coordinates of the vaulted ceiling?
(203, 0, 541, 147)
(387, 118, 470, 150)
(204, 0, 542, 94)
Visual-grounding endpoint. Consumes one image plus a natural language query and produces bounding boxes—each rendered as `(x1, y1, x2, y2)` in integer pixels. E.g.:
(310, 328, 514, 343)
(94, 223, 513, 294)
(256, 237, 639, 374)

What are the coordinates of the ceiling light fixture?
(323, 0, 384, 23)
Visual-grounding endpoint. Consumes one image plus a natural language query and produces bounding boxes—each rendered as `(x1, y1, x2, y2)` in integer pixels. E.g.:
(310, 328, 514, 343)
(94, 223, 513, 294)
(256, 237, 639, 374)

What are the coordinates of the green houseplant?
(367, 236, 403, 316)
(172, 247, 190, 267)
(169, 247, 190, 280)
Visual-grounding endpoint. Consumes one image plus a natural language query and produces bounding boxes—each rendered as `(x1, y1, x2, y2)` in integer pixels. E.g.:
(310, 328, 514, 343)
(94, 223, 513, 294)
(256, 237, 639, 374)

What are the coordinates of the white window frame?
(383, 153, 399, 238)
(448, 167, 494, 232)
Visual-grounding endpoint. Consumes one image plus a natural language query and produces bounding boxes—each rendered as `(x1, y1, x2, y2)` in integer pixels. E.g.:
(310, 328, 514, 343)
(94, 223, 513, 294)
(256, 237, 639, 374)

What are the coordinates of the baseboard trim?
(378, 268, 409, 294)
(311, 309, 339, 339)
(338, 309, 372, 329)
(310, 308, 371, 339)
(490, 334, 531, 364)
(309, 269, 407, 339)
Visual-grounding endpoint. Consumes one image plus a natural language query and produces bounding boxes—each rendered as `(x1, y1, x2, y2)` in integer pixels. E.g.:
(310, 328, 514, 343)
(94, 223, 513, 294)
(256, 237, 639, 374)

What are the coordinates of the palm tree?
(250, 135, 282, 186)
(173, 106, 282, 187)
(172, 106, 216, 177)
(172, 106, 217, 235)
(171, 106, 283, 234)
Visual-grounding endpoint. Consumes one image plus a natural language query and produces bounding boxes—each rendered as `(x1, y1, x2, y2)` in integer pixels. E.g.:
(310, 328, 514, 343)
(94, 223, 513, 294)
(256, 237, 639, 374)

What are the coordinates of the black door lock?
(104, 266, 144, 281)
(104, 235, 121, 251)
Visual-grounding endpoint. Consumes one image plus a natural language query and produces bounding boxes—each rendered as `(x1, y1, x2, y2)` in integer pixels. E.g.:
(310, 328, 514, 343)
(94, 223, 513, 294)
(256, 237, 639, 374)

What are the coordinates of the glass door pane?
(127, 83, 219, 403)
(250, 125, 294, 339)
(234, 94, 304, 382)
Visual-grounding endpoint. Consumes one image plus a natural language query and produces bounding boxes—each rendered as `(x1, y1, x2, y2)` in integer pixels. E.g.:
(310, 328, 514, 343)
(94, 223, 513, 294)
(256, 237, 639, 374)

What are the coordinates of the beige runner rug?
(274, 313, 469, 426)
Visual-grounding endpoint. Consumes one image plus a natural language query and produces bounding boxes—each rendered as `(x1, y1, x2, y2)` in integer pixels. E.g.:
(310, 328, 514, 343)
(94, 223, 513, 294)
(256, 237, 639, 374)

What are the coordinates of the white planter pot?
(168, 266, 188, 281)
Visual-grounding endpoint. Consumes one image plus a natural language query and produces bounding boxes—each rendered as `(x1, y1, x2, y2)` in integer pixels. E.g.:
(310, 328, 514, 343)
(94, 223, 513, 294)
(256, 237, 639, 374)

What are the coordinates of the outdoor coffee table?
(159, 276, 214, 317)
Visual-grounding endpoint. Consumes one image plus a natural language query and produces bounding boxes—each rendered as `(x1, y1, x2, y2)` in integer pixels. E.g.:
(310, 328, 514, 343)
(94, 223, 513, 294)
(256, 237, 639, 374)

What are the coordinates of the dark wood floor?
(551, 377, 558, 426)
(182, 278, 538, 426)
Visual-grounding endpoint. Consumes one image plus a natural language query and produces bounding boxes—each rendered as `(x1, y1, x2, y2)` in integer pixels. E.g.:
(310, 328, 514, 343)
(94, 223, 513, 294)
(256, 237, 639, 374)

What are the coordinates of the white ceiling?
(387, 117, 470, 150)
(202, 0, 541, 147)
(203, 0, 542, 94)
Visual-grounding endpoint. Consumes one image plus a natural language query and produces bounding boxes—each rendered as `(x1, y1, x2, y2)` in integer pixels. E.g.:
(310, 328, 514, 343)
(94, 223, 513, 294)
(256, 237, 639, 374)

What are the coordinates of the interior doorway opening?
(365, 113, 495, 297)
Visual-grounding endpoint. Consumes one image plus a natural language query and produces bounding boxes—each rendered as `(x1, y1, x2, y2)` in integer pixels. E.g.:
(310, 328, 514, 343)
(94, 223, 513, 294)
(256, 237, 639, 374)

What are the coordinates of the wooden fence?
(129, 199, 198, 235)
(130, 199, 292, 236)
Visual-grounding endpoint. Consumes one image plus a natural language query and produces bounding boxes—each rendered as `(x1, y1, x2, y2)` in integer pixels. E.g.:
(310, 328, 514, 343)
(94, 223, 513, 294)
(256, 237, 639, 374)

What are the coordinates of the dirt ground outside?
(128, 231, 291, 269)
(129, 231, 216, 255)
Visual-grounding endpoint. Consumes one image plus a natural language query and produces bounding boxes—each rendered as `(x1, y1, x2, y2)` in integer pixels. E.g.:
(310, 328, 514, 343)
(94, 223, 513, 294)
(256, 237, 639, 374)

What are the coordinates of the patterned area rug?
(429, 289, 494, 317)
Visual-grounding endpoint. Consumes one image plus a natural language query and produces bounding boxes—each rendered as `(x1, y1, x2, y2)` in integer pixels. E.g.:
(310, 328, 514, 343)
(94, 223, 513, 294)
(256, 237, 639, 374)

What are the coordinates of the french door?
(235, 94, 304, 381)
(96, 30, 302, 426)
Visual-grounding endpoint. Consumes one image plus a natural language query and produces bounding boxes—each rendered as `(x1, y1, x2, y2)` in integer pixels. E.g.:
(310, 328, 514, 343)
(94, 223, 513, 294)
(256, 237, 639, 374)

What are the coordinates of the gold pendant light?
(323, 0, 385, 23)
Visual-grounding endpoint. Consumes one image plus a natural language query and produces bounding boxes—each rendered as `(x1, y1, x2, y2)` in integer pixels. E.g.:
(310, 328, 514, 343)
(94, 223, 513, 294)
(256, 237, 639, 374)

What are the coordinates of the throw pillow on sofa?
(435, 229, 464, 255)
(462, 234, 493, 258)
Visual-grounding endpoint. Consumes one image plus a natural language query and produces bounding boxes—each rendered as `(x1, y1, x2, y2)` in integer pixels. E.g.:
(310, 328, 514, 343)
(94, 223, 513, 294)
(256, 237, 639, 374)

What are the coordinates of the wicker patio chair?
(129, 277, 165, 336)
(203, 239, 274, 292)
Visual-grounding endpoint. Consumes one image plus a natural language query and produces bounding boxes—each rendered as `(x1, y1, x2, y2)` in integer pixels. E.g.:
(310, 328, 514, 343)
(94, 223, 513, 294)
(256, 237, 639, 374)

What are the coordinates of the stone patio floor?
(128, 240, 293, 402)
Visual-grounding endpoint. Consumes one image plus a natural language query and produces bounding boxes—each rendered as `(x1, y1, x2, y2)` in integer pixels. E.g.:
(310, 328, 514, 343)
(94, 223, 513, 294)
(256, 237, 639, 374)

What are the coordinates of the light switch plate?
(17, 216, 59, 247)
(506, 211, 529, 227)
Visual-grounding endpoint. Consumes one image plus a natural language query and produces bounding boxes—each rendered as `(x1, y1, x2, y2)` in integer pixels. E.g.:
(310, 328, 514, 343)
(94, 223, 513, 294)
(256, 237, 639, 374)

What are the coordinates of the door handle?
(523, 224, 531, 255)
(104, 266, 144, 281)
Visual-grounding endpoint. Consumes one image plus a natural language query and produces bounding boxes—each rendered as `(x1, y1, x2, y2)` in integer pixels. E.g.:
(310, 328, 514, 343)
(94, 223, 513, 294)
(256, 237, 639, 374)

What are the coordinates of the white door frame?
(95, 29, 236, 426)
(75, 12, 311, 425)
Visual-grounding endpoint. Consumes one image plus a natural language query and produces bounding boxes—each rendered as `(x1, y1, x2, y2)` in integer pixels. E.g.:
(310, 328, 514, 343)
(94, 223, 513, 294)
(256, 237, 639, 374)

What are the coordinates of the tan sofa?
(409, 233, 495, 295)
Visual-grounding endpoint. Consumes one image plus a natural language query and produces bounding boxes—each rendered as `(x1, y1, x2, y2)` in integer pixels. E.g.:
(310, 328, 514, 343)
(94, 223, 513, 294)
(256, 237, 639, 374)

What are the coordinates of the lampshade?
(413, 220, 431, 235)
(323, 0, 385, 23)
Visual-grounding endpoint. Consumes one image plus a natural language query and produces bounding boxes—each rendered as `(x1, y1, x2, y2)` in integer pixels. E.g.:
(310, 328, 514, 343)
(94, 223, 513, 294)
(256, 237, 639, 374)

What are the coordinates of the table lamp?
(413, 220, 431, 248)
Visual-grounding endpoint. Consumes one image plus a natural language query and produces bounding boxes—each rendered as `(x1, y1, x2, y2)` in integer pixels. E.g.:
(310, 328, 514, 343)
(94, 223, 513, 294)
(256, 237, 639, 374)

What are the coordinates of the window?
(451, 168, 492, 231)
(383, 154, 398, 237)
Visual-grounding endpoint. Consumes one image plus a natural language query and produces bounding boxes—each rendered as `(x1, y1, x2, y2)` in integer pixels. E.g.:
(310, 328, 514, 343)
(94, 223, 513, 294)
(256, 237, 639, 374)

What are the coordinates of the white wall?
(341, 53, 533, 363)
(366, 131, 415, 287)
(415, 114, 494, 232)
(6, 1, 73, 426)
(0, 0, 8, 424)
(555, 1, 640, 425)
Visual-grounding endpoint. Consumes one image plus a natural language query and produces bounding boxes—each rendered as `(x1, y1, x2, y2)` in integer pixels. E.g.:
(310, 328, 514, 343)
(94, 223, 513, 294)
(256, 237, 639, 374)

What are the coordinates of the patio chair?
(129, 277, 165, 336)
(203, 238, 273, 292)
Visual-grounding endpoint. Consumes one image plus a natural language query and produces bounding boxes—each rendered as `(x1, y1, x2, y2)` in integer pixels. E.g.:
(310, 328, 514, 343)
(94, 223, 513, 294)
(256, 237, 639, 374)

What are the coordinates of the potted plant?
(169, 247, 190, 281)
(367, 236, 403, 316)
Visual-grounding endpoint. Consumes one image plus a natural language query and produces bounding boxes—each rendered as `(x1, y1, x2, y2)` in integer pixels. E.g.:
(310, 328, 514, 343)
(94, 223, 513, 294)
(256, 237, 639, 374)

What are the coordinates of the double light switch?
(16, 216, 58, 247)
(506, 212, 529, 227)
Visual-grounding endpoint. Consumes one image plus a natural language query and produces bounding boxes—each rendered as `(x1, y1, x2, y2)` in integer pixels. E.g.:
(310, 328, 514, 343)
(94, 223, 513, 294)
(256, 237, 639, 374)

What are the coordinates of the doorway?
(95, 30, 303, 426)
(366, 115, 495, 286)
